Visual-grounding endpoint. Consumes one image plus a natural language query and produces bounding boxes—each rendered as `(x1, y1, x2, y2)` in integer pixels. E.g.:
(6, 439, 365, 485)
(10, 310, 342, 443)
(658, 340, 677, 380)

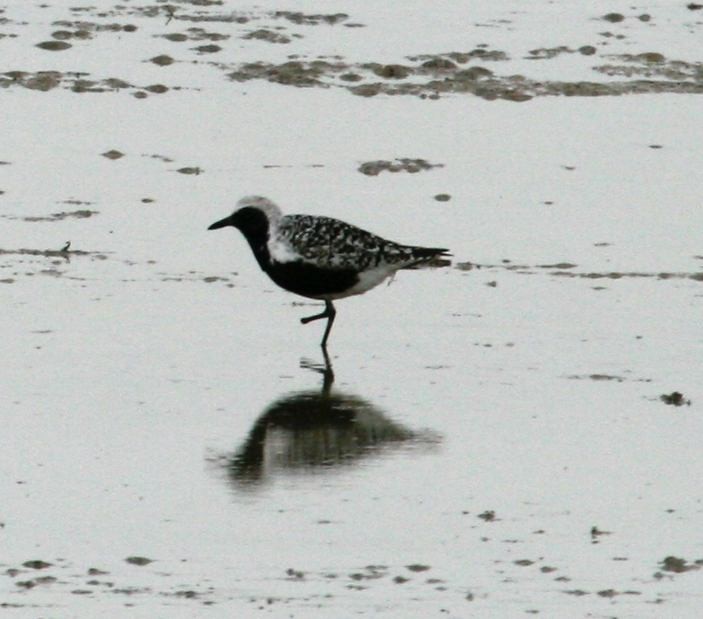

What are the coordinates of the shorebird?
(208, 196, 450, 348)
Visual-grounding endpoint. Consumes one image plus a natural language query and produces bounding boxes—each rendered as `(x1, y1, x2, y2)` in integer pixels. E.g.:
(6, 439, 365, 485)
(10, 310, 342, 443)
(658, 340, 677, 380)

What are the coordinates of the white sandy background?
(2, 1, 703, 617)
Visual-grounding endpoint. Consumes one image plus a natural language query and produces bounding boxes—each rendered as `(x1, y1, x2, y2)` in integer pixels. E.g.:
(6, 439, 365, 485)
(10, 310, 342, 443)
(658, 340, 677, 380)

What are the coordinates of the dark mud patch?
(601, 13, 625, 24)
(273, 12, 350, 26)
(660, 392, 691, 407)
(405, 564, 431, 573)
(525, 44, 602, 60)
(242, 29, 292, 44)
(36, 40, 72, 51)
(409, 48, 509, 64)
(191, 43, 222, 54)
(125, 556, 153, 566)
(51, 20, 138, 37)
(358, 158, 443, 176)
(102, 149, 124, 159)
(366, 63, 413, 79)
(656, 556, 703, 575)
(157, 28, 229, 42)
(228, 59, 343, 87)
(22, 560, 53, 570)
(150, 54, 175, 66)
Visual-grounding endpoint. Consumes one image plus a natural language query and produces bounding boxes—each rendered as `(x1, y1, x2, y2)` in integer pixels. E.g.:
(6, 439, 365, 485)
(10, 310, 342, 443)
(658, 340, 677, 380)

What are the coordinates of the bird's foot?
(301, 309, 330, 325)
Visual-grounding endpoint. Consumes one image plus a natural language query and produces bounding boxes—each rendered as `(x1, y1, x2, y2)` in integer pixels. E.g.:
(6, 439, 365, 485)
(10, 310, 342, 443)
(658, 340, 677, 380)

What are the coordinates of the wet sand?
(1, 1, 703, 617)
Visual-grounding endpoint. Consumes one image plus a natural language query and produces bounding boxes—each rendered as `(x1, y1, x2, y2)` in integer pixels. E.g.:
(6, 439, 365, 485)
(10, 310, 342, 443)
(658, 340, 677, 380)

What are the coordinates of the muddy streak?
(0, 248, 96, 258)
(2, 210, 98, 222)
(1, 70, 190, 96)
(358, 158, 443, 176)
(456, 260, 703, 282)
(220, 51, 703, 101)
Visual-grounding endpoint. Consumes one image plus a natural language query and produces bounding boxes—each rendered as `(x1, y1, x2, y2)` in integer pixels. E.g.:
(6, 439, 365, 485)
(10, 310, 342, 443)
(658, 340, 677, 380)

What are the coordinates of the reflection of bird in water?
(224, 353, 439, 488)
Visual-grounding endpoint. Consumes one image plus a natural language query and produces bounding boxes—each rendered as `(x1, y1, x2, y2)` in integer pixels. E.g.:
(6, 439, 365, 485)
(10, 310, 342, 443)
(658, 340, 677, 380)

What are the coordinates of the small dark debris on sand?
(591, 526, 612, 543)
(36, 40, 72, 51)
(102, 149, 124, 160)
(285, 568, 305, 580)
(22, 560, 52, 570)
(192, 43, 222, 54)
(176, 166, 203, 175)
(125, 556, 153, 566)
(87, 567, 109, 575)
(660, 392, 691, 407)
(150, 54, 174, 66)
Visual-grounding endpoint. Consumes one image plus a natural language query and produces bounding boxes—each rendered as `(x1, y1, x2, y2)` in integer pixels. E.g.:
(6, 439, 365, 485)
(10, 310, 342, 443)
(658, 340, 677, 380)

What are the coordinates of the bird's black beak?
(208, 215, 233, 230)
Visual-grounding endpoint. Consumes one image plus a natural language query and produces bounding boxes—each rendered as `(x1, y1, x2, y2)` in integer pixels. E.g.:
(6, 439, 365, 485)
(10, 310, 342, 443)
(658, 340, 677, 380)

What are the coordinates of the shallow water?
(2, 1, 703, 617)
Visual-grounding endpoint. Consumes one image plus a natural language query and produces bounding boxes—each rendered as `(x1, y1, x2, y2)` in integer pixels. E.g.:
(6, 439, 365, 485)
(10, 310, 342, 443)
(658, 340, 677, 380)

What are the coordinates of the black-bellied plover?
(208, 196, 449, 348)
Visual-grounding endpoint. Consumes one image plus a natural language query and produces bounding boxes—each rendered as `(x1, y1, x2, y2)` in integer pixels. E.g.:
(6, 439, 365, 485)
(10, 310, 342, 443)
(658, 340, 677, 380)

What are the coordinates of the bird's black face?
(208, 207, 269, 239)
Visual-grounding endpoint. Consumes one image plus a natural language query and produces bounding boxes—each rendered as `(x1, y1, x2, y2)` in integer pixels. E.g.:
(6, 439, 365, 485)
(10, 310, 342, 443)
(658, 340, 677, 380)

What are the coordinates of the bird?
(208, 196, 450, 348)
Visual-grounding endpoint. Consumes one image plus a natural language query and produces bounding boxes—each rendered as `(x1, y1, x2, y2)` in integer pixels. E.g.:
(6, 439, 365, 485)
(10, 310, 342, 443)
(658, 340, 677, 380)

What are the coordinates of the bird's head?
(208, 196, 282, 238)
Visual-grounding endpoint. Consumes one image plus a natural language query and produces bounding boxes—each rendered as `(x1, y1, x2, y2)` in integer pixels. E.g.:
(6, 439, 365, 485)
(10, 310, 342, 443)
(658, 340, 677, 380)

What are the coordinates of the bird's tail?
(402, 246, 452, 269)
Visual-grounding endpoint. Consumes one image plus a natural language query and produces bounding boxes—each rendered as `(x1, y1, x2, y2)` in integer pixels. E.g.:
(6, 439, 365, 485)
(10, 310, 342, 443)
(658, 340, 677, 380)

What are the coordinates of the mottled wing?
(277, 215, 442, 271)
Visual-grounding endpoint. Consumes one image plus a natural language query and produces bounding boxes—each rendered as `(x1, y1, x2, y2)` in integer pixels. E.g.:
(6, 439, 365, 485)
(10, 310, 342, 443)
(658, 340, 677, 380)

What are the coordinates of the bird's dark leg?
(300, 300, 336, 348)
(320, 346, 334, 392)
(320, 301, 336, 349)
(300, 349, 334, 393)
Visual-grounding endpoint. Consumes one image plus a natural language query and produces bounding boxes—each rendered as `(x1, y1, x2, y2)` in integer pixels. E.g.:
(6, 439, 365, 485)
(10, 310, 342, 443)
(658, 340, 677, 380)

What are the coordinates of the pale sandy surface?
(2, 1, 703, 617)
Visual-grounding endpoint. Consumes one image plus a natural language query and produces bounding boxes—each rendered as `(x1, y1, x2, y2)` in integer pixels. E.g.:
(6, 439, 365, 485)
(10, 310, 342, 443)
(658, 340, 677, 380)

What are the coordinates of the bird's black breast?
(265, 261, 360, 299)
